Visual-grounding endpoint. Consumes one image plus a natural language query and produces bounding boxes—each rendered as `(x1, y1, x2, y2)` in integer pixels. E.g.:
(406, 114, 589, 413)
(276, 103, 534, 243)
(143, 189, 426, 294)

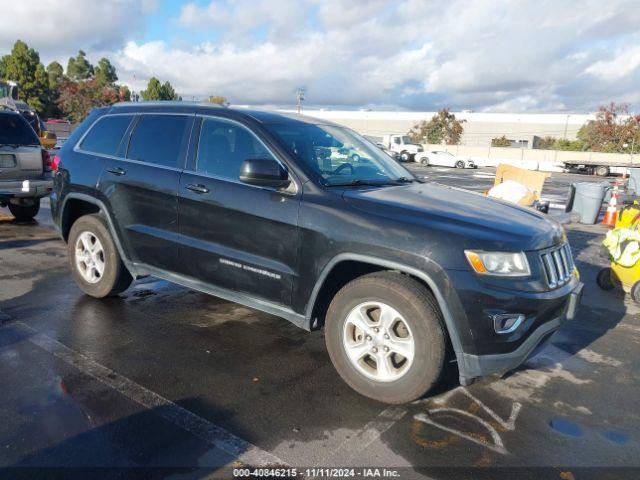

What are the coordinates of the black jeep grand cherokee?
(51, 102, 583, 404)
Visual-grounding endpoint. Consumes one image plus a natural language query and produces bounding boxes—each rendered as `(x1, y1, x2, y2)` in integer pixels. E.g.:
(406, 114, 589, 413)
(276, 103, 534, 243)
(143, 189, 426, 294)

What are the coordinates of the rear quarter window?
(79, 115, 134, 156)
(0, 114, 40, 145)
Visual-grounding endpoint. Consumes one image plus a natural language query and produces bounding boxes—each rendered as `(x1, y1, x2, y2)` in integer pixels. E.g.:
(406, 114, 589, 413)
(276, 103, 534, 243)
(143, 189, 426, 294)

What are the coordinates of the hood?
(342, 182, 564, 251)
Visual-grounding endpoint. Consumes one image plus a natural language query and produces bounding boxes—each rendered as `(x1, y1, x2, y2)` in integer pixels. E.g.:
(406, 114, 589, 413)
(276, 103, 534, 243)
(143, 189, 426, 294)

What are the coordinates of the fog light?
(493, 314, 525, 334)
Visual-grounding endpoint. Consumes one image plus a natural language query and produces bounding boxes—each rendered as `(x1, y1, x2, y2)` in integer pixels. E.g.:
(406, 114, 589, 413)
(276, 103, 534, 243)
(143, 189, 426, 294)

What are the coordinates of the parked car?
(375, 142, 402, 161)
(416, 150, 477, 169)
(0, 110, 53, 221)
(52, 103, 582, 404)
(380, 134, 423, 162)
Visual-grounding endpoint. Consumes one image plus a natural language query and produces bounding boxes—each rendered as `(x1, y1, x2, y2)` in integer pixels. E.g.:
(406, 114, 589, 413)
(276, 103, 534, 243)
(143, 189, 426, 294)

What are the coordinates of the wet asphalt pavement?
(1, 167, 639, 479)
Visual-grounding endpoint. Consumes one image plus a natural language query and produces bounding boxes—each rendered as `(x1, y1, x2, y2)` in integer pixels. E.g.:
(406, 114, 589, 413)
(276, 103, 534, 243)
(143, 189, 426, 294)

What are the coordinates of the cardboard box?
(492, 163, 550, 206)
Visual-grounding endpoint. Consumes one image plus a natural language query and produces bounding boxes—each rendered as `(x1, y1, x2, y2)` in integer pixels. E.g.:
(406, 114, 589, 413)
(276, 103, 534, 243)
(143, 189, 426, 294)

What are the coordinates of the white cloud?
(3, 0, 640, 111)
(585, 45, 640, 81)
(0, 0, 155, 62)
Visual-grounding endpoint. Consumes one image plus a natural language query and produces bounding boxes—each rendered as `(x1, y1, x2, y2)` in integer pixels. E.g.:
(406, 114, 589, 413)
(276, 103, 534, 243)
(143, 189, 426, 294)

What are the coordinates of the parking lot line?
(319, 404, 408, 465)
(14, 322, 286, 468)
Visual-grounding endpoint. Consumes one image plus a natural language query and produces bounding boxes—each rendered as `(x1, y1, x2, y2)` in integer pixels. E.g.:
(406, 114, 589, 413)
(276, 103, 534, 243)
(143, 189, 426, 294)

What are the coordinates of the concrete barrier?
(421, 144, 638, 173)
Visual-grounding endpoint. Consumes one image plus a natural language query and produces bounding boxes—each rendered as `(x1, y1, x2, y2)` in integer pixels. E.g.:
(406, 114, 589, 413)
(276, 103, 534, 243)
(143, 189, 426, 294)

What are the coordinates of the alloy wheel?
(342, 301, 415, 382)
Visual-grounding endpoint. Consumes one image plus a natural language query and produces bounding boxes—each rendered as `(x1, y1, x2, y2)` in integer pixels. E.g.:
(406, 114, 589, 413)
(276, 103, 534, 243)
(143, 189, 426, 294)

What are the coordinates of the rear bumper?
(0, 177, 53, 200)
(457, 281, 583, 385)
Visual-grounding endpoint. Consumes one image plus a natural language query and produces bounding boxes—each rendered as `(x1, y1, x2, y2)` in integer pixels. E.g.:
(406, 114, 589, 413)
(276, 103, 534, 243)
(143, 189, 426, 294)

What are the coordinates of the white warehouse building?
(281, 110, 595, 149)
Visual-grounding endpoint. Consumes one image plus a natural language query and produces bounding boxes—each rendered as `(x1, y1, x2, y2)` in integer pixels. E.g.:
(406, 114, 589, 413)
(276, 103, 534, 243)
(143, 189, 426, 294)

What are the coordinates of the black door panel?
(100, 160, 181, 270)
(177, 116, 300, 307)
(178, 173, 299, 305)
(97, 113, 194, 273)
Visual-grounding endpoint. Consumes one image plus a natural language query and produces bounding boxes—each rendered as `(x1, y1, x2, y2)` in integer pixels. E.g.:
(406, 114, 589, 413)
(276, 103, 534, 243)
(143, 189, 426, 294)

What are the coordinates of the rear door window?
(0, 113, 40, 146)
(79, 115, 134, 156)
(127, 114, 191, 168)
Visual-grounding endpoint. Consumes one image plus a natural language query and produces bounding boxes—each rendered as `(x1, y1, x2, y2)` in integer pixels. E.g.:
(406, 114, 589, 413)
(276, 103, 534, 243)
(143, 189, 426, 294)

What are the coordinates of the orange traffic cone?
(602, 185, 619, 227)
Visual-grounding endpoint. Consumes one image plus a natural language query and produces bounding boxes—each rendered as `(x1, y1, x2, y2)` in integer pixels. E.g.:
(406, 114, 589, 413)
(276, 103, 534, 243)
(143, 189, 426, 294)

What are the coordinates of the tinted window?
(0, 113, 40, 145)
(127, 115, 191, 168)
(196, 118, 274, 179)
(79, 115, 133, 155)
(266, 123, 410, 186)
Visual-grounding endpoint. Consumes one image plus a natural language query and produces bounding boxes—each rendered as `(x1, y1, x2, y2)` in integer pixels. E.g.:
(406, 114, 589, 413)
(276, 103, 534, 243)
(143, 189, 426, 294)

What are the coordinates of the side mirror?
(239, 158, 290, 189)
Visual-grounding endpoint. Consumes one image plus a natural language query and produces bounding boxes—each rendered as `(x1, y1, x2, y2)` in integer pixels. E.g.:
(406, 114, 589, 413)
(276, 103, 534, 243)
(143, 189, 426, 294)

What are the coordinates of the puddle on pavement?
(601, 430, 630, 445)
(549, 418, 582, 437)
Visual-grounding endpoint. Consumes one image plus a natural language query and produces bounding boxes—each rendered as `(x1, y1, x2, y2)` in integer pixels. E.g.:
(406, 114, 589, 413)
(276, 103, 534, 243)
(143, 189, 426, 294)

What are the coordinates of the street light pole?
(296, 88, 305, 114)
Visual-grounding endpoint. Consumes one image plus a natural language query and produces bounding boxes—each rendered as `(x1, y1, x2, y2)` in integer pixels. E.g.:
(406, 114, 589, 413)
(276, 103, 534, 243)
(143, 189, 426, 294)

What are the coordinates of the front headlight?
(464, 250, 530, 276)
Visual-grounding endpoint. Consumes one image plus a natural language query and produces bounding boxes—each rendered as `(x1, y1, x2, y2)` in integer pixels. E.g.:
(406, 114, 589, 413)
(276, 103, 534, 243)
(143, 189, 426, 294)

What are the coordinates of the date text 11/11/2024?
(232, 467, 401, 478)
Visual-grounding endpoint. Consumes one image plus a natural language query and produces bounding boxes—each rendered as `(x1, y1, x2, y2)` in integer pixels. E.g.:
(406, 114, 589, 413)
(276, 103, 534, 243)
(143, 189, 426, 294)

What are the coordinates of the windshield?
(401, 136, 413, 144)
(0, 114, 40, 145)
(267, 123, 414, 186)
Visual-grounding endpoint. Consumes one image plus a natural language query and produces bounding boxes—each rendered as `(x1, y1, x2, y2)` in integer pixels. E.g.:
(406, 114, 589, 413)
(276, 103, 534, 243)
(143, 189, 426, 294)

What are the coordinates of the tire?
(596, 268, 615, 291)
(68, 214, 133, 298)
(420, 157, 429, 166)
(400, 151, 412, 162)
(325, 271, 446, 404)
(455, 160, 465, 169)
(595, 165, 610, 177)
(9, 199, 40, 221)
(631, 281, 640, 304)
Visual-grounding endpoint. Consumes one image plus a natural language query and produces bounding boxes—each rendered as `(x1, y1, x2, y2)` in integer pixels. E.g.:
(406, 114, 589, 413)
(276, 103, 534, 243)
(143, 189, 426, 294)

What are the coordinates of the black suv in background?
(52, 102, 582, 404)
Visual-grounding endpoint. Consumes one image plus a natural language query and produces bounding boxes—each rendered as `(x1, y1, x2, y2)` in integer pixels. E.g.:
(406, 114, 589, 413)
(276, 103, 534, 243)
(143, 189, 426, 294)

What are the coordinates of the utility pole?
(296, 88, 305, 114)
(563, 114, 570, 140)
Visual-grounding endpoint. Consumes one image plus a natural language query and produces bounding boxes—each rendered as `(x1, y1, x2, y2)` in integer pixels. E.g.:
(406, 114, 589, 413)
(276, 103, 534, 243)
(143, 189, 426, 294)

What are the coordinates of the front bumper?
(457, 281, 583, 385)
(0, 177, 53, 200)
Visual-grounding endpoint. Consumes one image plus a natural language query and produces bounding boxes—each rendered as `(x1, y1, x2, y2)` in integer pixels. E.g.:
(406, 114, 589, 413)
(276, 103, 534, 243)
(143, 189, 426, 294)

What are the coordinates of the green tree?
(45, 61, 65, 118)
(408, 108, 465, 145)
(491, 135, 511, 147)
(1, 40, 49, 114)
(46, 61, 64, 90)
(141, 77, 179, 100)
(67, 50, 94, 80)
(94, 58, 118, 86)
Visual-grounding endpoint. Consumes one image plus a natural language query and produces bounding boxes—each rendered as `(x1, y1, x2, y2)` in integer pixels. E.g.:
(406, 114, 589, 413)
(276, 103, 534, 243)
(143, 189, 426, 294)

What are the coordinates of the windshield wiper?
(327, 179, 398, 187)
(395, 177, 414, 183)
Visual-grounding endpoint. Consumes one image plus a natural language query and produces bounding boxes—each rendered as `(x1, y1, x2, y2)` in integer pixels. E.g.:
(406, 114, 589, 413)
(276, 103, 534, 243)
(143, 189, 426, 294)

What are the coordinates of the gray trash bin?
(629, 168, 640, 195)
(570, 182, 608, 224)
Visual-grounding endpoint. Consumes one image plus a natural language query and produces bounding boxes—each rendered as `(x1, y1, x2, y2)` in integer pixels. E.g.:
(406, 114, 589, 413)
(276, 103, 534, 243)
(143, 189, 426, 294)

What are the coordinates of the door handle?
(107, 167, 126, 176)
(186, 183, 209, 194)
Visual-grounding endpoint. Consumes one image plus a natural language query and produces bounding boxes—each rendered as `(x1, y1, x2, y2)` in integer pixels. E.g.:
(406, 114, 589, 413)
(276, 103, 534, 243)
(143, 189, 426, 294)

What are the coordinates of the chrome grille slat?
(542, 253, 557, 287)
(553, 250, 565, 279)
(541, 243, 574, 288)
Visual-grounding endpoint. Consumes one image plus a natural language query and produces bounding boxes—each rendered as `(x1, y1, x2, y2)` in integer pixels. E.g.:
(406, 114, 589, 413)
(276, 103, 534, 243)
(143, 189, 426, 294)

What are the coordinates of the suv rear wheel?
(325, 271, 446, 404)
(68, 214, 132, 298)
(9, 199, 40, 222)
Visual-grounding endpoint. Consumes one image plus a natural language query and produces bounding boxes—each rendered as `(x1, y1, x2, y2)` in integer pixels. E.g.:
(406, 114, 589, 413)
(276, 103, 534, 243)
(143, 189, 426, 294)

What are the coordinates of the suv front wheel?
(325, 272, 446, 404)
(68, 214, 133, 298)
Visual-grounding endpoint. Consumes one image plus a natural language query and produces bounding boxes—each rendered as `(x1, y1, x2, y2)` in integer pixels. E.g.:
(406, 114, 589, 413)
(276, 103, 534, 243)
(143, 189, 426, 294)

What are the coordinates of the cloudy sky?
(1, 0, 639, 112)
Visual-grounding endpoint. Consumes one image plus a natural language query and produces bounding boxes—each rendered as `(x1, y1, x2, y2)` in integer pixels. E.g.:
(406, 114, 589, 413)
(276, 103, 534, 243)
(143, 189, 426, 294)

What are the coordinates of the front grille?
(0, 154, 16, 168)
(541, 243, 574, 288)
